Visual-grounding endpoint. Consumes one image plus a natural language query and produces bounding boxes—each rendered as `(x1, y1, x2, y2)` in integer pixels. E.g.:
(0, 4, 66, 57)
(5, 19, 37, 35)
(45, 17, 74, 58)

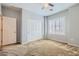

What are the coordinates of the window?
(48, 16, 65, 35)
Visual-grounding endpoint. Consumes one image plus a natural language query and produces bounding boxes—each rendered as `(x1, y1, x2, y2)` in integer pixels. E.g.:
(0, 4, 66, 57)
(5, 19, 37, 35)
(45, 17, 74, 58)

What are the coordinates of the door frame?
(0, 15, 3, 50)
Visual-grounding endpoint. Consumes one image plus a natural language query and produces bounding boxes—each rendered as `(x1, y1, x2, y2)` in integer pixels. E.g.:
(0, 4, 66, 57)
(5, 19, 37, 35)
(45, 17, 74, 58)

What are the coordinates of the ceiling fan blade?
(48, 3, 54, 7)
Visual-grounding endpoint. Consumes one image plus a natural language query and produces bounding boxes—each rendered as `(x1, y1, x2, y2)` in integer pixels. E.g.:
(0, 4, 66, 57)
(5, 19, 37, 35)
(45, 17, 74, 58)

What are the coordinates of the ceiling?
(4, 3, 76, 16)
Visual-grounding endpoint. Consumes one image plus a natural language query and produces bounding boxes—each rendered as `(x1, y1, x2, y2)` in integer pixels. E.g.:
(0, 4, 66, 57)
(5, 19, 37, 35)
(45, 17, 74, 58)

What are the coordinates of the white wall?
(22, 9, 44, 43)
(67, 4, 79, 47)
(48, 4, 79, 47)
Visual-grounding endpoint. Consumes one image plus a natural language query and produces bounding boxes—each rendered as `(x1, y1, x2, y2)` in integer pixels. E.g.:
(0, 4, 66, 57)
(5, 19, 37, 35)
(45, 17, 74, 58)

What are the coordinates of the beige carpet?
(0, 39, 79, 56)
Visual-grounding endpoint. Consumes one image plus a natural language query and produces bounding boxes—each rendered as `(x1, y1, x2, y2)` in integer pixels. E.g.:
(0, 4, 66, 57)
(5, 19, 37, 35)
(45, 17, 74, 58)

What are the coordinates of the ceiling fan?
(42, 3, 54, 11)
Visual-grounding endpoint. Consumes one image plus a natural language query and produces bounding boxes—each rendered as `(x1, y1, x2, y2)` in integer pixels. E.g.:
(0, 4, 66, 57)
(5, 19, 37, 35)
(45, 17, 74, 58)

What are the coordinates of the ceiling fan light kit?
(42, 3, 54, 11)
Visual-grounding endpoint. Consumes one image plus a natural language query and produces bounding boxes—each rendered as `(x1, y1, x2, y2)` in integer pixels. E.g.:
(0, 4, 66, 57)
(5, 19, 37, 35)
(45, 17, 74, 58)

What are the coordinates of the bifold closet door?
(3, 16, 16, 45)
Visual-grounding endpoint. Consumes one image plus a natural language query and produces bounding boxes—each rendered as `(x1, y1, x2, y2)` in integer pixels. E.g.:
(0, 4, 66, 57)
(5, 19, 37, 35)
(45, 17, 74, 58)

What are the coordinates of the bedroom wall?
(22, 9, 44, 43)
(67, 4, 79, 47)
(48, 4, 79, 47)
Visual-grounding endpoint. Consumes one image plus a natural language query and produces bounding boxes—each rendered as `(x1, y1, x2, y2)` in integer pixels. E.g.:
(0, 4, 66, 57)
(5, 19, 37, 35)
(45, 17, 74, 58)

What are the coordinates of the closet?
(0, 16, 16, 45)
(0, 5, 22, 47)
(3, 16, 16, 45)
(0, 16, 1, 46)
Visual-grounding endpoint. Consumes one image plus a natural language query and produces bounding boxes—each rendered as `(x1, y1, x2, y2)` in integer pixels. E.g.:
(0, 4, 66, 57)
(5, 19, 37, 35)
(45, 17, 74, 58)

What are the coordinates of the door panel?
(0, 16, 1, 45)
(3, 16, 16, 45)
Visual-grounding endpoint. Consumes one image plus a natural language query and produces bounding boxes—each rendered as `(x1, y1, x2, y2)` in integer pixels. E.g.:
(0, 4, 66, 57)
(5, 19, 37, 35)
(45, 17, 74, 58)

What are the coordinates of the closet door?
(0, 16, 1, 45)
(3, 16, 16, 45)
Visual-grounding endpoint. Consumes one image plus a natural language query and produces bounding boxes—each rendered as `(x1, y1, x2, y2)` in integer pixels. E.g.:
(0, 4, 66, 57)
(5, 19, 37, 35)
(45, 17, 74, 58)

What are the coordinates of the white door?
(3, 16, 16, 45)
(0, 16, 1, 45)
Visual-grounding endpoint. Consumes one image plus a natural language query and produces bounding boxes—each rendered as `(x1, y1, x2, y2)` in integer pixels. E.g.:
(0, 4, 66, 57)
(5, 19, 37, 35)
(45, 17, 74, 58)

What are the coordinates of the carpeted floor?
(0, 39, 79, 56)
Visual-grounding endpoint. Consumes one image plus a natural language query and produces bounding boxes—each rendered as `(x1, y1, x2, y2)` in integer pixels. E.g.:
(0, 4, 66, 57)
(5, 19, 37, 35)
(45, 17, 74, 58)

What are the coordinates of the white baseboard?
(68, 42, 79, 47)
(22, 37, 43, 44)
